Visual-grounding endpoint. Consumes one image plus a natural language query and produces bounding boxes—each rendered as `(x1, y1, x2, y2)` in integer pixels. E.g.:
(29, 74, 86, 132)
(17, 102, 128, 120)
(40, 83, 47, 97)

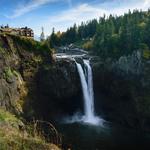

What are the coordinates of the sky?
(0, 0, 150, 36)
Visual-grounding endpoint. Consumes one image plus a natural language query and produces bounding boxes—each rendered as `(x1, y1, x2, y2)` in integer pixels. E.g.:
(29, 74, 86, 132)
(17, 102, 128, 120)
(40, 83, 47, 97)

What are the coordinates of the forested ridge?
(48, 9, 150, 59)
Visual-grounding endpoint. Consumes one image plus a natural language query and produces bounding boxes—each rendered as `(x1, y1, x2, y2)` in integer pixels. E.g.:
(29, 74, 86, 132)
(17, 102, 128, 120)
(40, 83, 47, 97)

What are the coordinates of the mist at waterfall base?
(56, 59, 150, 150)
(63, 59, 104, 126)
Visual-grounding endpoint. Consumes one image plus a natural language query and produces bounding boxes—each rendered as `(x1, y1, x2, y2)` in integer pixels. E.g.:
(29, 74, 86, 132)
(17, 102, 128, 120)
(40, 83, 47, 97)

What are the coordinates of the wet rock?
(92, 51, 150, 131)
(34, 59, 83, 120)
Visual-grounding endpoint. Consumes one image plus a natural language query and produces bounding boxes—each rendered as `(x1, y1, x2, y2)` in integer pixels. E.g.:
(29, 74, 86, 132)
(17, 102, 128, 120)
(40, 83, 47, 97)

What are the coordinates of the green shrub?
(82, 40, 93, 50)
(0, 109, 21, 124)
(10, 35, 51, 55)
(3, 67, 14, 80)
(143, 50, 150, 59)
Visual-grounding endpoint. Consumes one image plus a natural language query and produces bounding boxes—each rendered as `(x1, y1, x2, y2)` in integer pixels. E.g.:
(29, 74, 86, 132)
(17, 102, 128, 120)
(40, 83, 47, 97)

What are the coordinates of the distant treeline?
(48, 9, 150, 59)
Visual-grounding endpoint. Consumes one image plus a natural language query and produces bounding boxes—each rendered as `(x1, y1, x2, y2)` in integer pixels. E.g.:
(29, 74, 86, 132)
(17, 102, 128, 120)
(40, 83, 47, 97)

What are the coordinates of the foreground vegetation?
(0, 34, 61, 149)
(0, 109, 60, 150)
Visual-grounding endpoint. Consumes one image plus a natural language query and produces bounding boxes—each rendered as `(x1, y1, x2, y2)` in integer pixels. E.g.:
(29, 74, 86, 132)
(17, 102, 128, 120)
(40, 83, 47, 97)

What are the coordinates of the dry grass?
(0, 109, 61, 150)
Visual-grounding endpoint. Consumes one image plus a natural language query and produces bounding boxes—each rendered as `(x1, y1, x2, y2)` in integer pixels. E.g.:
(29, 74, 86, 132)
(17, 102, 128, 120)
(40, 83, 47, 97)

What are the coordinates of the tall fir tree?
(40, 27, 45, 42)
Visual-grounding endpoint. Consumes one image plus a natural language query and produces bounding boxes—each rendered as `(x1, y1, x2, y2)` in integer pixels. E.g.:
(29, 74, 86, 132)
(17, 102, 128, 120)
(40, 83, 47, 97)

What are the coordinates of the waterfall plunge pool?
(56, 122, 150, 150)
(54, 58, 150, 150)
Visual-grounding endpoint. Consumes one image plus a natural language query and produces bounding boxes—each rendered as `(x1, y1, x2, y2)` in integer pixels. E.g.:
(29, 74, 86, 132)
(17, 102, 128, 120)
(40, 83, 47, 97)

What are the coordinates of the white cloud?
(43, 3, 107, 34)
(144, 0, 150, 5)
(7, 0, 63, 19)
(53, 4, 107, 22)
(17, 0, 150, 36)
(20, 2, 103, 36)
(41, 0, 150, 35)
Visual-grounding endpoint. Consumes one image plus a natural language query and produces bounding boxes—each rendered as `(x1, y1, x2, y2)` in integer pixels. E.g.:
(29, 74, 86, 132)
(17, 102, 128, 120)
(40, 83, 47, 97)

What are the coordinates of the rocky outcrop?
(0, 34, 82, 122)
(112, 51, 143, 75)
(0, 70, 23, 113)
(33, 59, 82, 121)
(0, 34, 63, 149)
(3, 33, 150, 132)
(0, 35, 25, 113)
(92, 51, 150, 130)
(0, 34, 50, 115)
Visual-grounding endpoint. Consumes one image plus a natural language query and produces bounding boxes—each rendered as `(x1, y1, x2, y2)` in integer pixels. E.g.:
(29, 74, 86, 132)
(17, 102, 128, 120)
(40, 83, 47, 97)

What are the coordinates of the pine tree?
(40, 27, 45, 42)
(47, 9, 150, 59)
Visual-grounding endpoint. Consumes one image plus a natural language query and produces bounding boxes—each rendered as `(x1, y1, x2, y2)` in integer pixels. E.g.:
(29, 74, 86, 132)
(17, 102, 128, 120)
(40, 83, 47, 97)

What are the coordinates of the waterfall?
(83, 60, 94, 116)
(76, 62, 93, 119)
(75, 59, 103, 125)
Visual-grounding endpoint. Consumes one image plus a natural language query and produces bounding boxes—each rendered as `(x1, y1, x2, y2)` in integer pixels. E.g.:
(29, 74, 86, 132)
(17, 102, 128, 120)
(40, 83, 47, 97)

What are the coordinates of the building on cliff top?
(0, 25, 34, 38)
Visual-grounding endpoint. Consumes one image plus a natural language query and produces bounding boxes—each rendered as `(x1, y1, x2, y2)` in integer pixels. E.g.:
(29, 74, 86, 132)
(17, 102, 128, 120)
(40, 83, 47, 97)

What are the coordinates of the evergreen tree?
(47, 9, 150, 59)
(40, 27, 45, 42)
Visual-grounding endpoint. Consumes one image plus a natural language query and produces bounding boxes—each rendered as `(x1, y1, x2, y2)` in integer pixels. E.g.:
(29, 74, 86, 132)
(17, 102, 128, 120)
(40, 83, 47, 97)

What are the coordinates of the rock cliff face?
(33, 59, 82, 121)
(0, 34, 82, 121)
(0, 34, 81, 149)
(0, 34, 51, 115)
(0, 35, 26, 113)
(1, 34, 150, 131)
(92, 51, 150, 130)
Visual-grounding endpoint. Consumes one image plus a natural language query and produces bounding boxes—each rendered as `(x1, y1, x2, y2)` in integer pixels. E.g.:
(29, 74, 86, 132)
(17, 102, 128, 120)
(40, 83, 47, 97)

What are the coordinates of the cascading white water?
(83, 60, 94, 117)
(76, 62, 93, 120)
(75, 60, 102, 125)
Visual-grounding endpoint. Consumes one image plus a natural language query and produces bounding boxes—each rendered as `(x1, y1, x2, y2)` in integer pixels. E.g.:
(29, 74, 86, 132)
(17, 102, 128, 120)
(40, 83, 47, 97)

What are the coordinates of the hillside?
(47, 10, 150, 131)
(48, 9, 150, 60)
(0, 33, 60, 150)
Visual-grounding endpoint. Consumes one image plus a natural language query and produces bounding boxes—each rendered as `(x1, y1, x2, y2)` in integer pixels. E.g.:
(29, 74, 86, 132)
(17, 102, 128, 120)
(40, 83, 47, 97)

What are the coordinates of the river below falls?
(56, 122, 150, 150)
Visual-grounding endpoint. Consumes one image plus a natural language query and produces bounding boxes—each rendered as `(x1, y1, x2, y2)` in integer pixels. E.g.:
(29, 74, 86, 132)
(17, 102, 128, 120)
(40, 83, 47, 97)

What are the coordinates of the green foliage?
(3, 67, 14, 80)
(92, 10, 150, 59)
(0, 47, 4, 53)
(11, 35, 51, 56)
(48, 20, 98, 47)
(143, 49, 150, 59)
(0, 109, 60, 150)
(82, 40, 93, 50)
(73, 40, 87, 47)
(0, 109, 20, 124)
(48, 9, 150, 60)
